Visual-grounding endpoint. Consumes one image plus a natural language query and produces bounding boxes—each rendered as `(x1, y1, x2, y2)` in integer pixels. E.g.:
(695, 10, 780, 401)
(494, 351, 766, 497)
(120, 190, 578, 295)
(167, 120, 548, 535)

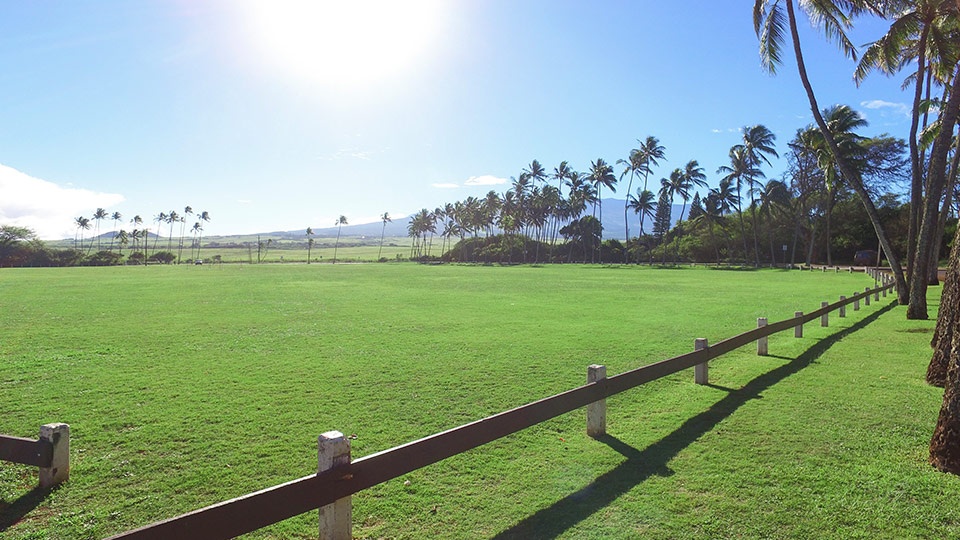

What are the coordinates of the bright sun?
(234, 0, 448, 91)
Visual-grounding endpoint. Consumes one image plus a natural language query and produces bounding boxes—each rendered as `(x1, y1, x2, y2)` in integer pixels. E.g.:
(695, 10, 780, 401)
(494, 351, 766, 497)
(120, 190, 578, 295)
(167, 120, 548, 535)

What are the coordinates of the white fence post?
(694, 338, 709, 385)
(874, 287, 880, 301)
(864, 287, 871, 306)
(820, 301, 829, 327)
(839, 296, 846, 318)
(587, 364, 607, 438)
(757, 318, 768, 356)
(319, 431, 351, 540)
(794, 311, 803, 338)
(854, 294, 860, 311)
(39, 423, 69, 489)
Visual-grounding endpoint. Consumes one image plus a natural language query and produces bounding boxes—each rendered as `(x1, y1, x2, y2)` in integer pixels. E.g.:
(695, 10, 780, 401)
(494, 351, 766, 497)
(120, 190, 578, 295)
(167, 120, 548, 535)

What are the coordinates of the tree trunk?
(786, 0, 908, 302)
(906, 25, 930, 284)
(929, 222, 960, 470)
(929, 149, 960, 286)
(927, 223, 960, 386)
(908, 65, 960, 319)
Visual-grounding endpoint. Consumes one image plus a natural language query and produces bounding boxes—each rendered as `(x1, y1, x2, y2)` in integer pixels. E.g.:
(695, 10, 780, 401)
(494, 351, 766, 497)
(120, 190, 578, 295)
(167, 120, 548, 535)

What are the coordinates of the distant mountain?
(270, 199, 685, 241)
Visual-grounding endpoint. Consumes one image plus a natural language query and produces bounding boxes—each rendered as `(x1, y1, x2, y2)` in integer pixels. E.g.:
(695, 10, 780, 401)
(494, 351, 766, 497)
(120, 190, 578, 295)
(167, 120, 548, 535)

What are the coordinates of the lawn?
(0, 264, 955, 539)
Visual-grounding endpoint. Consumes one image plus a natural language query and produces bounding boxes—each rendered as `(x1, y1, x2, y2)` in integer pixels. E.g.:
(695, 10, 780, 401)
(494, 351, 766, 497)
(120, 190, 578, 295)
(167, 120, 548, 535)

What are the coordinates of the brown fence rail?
(0, 423, 70, 488)
(111, 274, 896, 540)
(0, 434, 52, 467)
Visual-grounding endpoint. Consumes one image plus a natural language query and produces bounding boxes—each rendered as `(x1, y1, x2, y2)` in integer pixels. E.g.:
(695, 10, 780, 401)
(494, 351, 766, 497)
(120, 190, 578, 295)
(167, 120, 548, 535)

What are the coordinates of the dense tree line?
(0, 206, 211, 267)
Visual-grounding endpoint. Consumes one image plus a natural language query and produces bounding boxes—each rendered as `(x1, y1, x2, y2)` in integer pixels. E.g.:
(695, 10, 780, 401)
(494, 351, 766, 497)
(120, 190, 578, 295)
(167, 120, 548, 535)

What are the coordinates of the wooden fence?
(111, 272, 896, 539)
(0, 423, 70, 488)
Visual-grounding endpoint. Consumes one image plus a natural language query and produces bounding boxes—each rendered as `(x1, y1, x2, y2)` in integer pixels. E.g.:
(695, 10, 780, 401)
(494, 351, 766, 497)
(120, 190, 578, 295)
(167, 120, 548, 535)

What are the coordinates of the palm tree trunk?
(905, 24, 930, 283)
(751, 195, 761, 266)
(929, 148, 960, 285)
(909, 65, 960, 318)
(926, 224, 960, 386)
(825, 198, 833, 266)
(785, 0, 907, 302)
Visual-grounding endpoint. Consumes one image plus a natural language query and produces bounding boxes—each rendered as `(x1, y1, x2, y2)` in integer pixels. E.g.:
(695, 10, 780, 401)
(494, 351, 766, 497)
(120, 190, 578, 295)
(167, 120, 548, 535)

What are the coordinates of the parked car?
(853, 250, 878, 266)
(194, 259, 203, 265)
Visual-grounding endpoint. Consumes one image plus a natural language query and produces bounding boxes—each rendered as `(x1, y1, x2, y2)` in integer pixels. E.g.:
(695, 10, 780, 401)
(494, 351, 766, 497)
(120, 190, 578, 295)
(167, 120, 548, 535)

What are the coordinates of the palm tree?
(306, 227, 315, 264)
(178, 206, 193, 264)
(109, 211, 122, 253)
(92, 208, 108, 252)
(130, 229, 141, 261)
(717, 145, 761, 262)
(754, 0, 907, 303)
(130, 215, 143, 263)
(190, 222, 201, 260)
(195, 211, 210, 260)
(74, 216, 90, 252)
(854, 0, 958, 283)
(150, 212, 166, 256)
(627, 188, 656, 264)
(741, 125, 779, 266)
(333, 215, 347, 263)
(679, 160, 708, 224)
(585, 158, 617, 262)
(115, 229, 128, 256)
(166, 210, 179, 252)
(377, 212, 392, 261)
(621, 137, 666, 259)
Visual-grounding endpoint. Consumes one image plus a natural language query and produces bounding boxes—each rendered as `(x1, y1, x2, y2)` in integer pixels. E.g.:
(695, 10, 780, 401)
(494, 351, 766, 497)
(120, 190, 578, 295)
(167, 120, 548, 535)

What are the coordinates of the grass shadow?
(492, 300, 899, 539)
(0, 486, 55, 532)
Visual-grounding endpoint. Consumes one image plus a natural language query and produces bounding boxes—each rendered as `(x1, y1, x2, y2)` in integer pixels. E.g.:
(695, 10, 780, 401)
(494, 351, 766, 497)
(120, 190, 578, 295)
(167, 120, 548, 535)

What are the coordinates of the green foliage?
(85, 250, 124, 267)
(0, 265, 948, 539)
(147, 251, 176, 264)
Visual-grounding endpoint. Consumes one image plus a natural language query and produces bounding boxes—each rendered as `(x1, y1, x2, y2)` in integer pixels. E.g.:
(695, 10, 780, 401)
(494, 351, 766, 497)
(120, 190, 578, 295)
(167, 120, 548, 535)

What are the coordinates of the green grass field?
(0, 264, 955, 539)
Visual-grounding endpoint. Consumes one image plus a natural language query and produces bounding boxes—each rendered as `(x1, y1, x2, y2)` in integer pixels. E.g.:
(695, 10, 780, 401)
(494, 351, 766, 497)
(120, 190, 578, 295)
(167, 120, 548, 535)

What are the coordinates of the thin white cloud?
(0, 163, 124, 240)
(317, 148, 375, 161)
(432, 183, 460, 189)
(860, 99, 910, 118)
(463, 175, 507, 186)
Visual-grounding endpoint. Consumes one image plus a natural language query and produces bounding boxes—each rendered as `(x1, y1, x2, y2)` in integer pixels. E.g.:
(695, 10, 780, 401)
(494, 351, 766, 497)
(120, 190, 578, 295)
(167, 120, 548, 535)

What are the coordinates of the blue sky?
(1, 1, 913, 239)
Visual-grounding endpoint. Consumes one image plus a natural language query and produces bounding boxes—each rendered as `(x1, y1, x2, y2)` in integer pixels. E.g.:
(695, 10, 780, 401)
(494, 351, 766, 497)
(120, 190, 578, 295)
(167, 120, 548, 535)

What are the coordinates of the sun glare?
(235, 0, 448, 91)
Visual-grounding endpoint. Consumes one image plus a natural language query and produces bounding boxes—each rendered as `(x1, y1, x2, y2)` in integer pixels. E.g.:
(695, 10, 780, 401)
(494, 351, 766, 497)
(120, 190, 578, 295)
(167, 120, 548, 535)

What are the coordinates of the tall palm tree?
(585, 158, 617, 262)
(166, 210, 179, 252)
(151, 212, 167, 257)
(306, 227, 315, 264)
(109, 211, 122, 253)
(178, 206, 193, 264)
(190, 222, 201, 260)
(741, 125, 779, 266)
(679, 160, 708, 223)
(717, 145, 761, 262)
(129, 215, 143, 263)
(74, 216, 90, 252)
(854, 0, 958, 283)
(333, 215, 347, 263)
(754, 0, 908, 303)
(92, 208, 107, 252)
(627, 188, 656, 264)
(627, 137, 666, 251)
(115, 229, 128, 256)
(195, 211, 210, 261)
(376, 212, 391, 261)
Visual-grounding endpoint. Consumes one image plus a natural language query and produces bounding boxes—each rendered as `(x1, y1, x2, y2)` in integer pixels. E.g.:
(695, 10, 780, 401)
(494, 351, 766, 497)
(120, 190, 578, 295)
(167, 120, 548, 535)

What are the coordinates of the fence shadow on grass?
(0, 486, 55, 532)
(492, 300, 899, 539)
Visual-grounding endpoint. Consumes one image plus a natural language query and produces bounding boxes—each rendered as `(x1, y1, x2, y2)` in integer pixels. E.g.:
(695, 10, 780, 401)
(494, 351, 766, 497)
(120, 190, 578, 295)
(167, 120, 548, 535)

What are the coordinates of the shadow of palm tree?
(492, 300, 898, 539)
(0, 485, 55, 532)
